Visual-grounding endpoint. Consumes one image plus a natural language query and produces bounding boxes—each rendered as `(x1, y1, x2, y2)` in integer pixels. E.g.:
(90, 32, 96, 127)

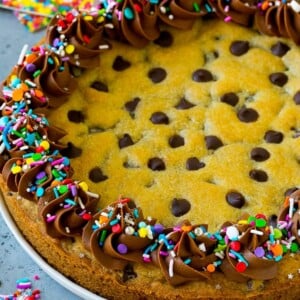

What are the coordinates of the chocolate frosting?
(150, 221, 217, 286)
(255, 1, 300, 44)
(38, 181, 98, 238)
(82, 199, 159, 270)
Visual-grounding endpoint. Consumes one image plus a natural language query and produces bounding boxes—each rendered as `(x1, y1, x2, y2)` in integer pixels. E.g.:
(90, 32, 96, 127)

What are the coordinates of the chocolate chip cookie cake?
(1, 1, 300, 299)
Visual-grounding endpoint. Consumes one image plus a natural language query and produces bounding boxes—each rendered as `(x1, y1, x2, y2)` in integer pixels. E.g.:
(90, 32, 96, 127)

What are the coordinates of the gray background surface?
(0, 10, 83, 300)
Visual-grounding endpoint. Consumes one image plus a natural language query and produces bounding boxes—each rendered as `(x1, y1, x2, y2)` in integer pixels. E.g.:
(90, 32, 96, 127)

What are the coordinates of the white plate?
(0, 193, 105, 300)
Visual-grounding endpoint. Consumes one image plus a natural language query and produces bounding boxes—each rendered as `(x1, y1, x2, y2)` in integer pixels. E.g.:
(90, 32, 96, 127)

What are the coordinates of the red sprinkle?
(236, 261, 247, 273)
(82, 213, 92, 221)
(112, 224, 122, 233)
(255, 213, 267, 221)
(230, 241, 241, 252)
(134, 4, 142, 12)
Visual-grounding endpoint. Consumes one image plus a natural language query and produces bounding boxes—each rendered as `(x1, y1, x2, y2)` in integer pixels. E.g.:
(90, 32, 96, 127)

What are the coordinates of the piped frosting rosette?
(46, 11, 111, 68)
(148, 221, 218, 286)
(38, 180, 99, 238)
(82, 198, 162, 270)
(279, 189, 300, 245)
(219, 215, 278, 282)
(208, 0, 257, 26)
(100, 0, 160, 48)
(15, 45, 76, 107)
(255, 0, 300, 44)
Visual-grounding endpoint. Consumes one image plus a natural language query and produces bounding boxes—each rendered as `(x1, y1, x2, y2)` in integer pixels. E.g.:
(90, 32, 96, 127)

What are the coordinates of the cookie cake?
(0, 1, 300, 299)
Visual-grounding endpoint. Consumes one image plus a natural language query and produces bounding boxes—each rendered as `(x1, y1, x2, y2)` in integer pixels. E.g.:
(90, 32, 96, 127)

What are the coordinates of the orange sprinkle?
(207, 264, 215, 273)
(181, 225, 193, 232)
(99, 215, 109, 224)
(12, 89, 24, 101)
(50, 180, 61, 187)
(25, 53, 38, 64)
(34, 89, 44, 98)
(270, 244, 283, 256)
(20, 82, 29, 92)
(283, 196, 290, 208)
(26, 124, 33, 132)
(261, 1, 269, 10)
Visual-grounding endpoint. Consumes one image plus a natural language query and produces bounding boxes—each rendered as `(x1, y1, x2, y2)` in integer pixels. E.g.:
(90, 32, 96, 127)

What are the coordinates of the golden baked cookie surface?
(47, 18, 300, 230)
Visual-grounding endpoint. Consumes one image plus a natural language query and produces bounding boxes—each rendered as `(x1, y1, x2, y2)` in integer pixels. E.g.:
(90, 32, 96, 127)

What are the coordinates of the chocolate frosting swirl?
(220, 218, 278, 282)
(279, 190, 300, 244)
(46, 12, 110, 68)
(255, 1, 300, 44)
(150, 221, 217, 286)
(38, 181, 98, 238)
(82, 199, 159, 270)
(208, 0, 257, 26)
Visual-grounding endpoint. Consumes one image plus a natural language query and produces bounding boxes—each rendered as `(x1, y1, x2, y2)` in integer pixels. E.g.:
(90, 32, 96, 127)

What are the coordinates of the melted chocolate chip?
(61, 142, 82, 158)
(119, 134, 134, 149)
(186, 157, 205, 170)
(171, 198, 191, 217)
(88, 126, 104, 134)
(284, 187, 298, 197)
(230, 40, 250, 56)
(148, 157, 166, 171)
(269, 72, 288, 87)
(90, 80, 109, 92)
(237, 107, 259, 123)
(264, 130, 283, 143)
(123, 264, 137, 282)
(150, 112, 169, 124)
(67, 110, 85, 123)
(220, 92, 239, 106)
(175, 98, 195, 110)
(148, 67, 167, 83)
(293, 91, 300, 105)
(250, 147, 270, 162)
(226, 191, 246, 208)
(268, 214, 278, 228)
(205, 135, 223, 150)
(192, 69, 214, 82)
(154, 31, 173, 47)
(249, 169, 268, 182)
(125, 97, 141, 112)
(70, 66, 83, 77)
(88, 167, 108, 182)
(271, 42, 290, 57)
(112, 55, 131, 71)
(169, 134, 184, 148)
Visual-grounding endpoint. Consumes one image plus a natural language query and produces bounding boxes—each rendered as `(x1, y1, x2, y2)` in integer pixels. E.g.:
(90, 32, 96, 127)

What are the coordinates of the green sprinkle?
(255, 218, 267, 228)
(11, 130, 24, 138)
(193, 3, 200, 12)
(32, 153, 42, 161)
(290, 242, 299, 253)
(33, 70, 41, 78)
(58, 185, 68, 194)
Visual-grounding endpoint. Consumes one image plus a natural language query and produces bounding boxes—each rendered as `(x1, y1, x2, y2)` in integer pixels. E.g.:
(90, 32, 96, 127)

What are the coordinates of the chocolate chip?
(237, 107, 259, 123)
(148, 67, 167, 83)
(154, 31, 173, 47)
(169, 134, 184, 148)
(271, 42, 290, 57)
(269, 72, 288, 87)
(192, 69, 214, 82)
(226, 191, 246, 208)
(112, 55, 131, 71)
(268, 214, 278, 227)
(171, 198, 191, 217)
(123, 264, 137, 282)
(186, 157, 205, 170)
(250, 147, 270, 162)
(264, 130, 283, 143)
(61, 142, 82, 158)
(249, 169, 268, 182)
(220, 92, 239, 106)
(150, 112, 169, 124)
(175, 98, 195, 110)
(67, 110, 85, 123)
(125, 97, 141, 112)
(119, 134, 134, 149)
(230, 40, 250, 56)
(293, 91, 300, 105)
(148, 157, 166, 171)
(88, 167, 108, 183)
(284, 187, 298, 197)
(90, 80, 109, 92)
(205, 135, 223, 150)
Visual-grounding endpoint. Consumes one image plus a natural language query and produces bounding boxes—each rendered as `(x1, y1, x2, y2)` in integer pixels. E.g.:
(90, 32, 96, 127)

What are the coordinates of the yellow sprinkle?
(138, 227, 148, 238)
(65, 44, 75, 55)
(79, 181, 88, 191)
(40, 140, 50, 150)
(97, 16, 105, 23)
(25, 158, 34, 165)
(238, 220, 248, 225)
(83, 15, 93, 21)
(11, 165, 22, 174)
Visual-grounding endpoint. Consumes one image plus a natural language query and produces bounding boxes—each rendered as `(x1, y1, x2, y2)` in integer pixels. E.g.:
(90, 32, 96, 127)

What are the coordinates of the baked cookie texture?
(0, 4, 300, 300)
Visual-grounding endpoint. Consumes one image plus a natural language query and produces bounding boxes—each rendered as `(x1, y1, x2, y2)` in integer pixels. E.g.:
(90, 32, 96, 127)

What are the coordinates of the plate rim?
(0, 192, 105, 300)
